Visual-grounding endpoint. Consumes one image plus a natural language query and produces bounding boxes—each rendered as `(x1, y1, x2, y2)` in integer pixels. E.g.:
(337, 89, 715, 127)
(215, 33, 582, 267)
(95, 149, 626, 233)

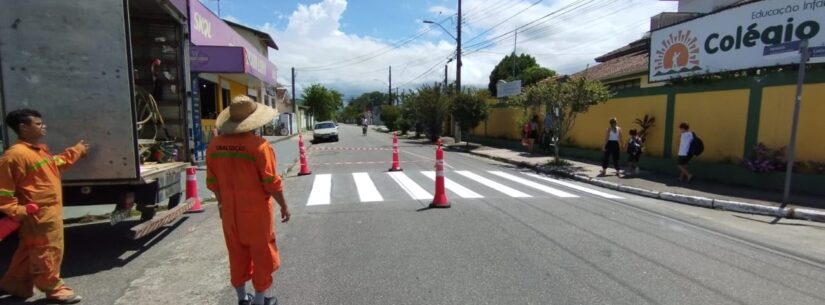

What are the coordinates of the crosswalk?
(298, 170, 624, 206)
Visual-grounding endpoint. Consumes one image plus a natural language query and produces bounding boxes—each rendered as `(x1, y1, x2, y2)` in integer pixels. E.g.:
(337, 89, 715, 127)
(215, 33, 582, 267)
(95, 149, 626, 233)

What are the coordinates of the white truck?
(0, 0, 196, 239)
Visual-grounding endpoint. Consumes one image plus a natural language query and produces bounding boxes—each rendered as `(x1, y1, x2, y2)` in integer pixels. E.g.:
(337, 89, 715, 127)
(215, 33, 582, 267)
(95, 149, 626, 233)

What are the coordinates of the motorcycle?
(362, 124, 367, 135)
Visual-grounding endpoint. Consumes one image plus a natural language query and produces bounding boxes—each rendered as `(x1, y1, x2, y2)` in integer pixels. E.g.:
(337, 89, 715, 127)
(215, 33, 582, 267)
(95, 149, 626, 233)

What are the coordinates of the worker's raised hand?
(76, 140, 90, 156)
(280, 205, 291, 223)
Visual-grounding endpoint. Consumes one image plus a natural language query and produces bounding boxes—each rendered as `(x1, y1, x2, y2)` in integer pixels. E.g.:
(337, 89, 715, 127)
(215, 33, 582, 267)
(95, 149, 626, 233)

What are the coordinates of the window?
(608, 78, 641, 90)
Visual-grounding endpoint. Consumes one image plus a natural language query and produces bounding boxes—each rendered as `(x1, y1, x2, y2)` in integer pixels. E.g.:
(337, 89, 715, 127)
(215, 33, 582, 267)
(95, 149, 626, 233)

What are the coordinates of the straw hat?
(216, 95, 277, 134)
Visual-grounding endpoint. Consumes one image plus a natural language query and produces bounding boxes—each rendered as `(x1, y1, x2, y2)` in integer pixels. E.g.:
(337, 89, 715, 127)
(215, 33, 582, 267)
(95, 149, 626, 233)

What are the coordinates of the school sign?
(649, 0, 825, 82)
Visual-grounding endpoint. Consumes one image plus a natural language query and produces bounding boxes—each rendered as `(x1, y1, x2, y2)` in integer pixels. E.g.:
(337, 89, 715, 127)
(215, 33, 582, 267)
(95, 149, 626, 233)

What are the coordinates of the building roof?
(224, 19, 279, 50)
(572, 50, 649, 82)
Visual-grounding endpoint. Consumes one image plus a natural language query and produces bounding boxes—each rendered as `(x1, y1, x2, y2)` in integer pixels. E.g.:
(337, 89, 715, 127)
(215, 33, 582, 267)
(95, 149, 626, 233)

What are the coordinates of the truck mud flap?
(128, 197, 196, 240)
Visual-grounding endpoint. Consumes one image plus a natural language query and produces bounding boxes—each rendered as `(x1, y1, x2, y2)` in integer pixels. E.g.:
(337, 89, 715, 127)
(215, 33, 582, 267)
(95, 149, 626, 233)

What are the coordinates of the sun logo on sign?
(653, 30, 702, 77)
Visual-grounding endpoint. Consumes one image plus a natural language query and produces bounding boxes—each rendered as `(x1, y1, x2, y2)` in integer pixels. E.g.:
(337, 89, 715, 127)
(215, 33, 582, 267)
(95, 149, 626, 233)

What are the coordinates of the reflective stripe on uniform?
(0, 189, 14, 197)
(206, 177, 218, 184)
(209, 152, 256, 161)
(52, 156, 66, 166)
(261, 176, 275, 184)
(27, 158, 51, 172)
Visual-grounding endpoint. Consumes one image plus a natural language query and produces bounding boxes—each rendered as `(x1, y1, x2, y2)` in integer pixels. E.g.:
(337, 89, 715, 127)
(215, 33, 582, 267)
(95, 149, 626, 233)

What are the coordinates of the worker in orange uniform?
(0, 109, 89, 304)
(206, 96, 290, 305)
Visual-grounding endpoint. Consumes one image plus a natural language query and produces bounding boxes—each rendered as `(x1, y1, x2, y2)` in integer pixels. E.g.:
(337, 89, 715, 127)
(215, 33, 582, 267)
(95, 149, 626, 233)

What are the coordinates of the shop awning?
(187, 0, 277, 85)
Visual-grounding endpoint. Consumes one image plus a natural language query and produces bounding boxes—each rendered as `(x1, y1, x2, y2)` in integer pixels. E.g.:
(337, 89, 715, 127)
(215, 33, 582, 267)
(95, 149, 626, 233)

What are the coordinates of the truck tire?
(166, 192, 182, 209)
(137, 204, 157, 222)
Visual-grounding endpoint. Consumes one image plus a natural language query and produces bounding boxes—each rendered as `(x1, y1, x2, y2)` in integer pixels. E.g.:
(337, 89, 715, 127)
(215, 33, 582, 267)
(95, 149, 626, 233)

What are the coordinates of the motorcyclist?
(361, 117, 368, 135)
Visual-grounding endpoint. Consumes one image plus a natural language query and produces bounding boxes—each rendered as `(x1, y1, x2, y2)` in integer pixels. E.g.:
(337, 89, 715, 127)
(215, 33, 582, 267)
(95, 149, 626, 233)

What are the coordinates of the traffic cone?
(298, 134, 312, 176)
(429, 138, 450, 208)
(389, 132, 403, 171)
(186, 167, 205, 213)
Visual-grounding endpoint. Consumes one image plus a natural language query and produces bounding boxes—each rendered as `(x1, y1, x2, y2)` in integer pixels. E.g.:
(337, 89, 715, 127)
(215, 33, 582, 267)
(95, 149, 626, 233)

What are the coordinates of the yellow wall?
(568, 95, 668, 156)
(673, 90, 749, 161)
(216, 77, 249, 112)
(480, 107, 525, 139)
(759, 84, 825, 161)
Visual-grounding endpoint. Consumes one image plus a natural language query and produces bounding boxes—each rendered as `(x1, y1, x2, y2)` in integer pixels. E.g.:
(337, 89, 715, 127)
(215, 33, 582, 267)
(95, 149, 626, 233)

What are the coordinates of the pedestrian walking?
(601, 117, 623, 175)
(541, 111, 555, 153)
(0, 109, 89, 304)
(677, 122, 694, 182)
(524, 115, 539, 154)
(626, 129, 643, 176)
(206, 96, 291, 305)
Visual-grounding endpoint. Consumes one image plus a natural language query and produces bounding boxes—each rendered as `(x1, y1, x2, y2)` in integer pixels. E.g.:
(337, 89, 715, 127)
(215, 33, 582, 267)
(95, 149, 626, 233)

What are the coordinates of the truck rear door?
(0, 0, 139, 181)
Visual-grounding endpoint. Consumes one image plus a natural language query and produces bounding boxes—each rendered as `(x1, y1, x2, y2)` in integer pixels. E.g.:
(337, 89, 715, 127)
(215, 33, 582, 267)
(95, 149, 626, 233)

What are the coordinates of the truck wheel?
(167, 192, 182, 209)
(137, 204, 157, 222)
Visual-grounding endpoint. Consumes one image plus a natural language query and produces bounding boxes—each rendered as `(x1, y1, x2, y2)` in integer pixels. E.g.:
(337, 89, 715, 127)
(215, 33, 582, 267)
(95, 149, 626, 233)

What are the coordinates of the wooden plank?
(127, 197, 196, 240)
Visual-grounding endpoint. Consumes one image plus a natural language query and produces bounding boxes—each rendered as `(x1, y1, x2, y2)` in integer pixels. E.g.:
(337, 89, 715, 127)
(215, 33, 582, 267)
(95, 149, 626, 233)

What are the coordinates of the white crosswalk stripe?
(353, 172, 384, 202)
(306, 174, 332, 206)
(301, 170, 632, 206)
(455, 171, 532, 198)
(388, 172, 432, 200)
(523, 173, 624, 199)
(488, 171, 579, 198)
(421, 171, 483, 198)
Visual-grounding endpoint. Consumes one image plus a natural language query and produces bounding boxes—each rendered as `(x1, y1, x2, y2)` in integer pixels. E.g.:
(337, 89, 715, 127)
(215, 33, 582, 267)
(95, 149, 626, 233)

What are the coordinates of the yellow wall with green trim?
(474, 107, 526, 139)
(566, 95, 667, 157)
(759, 84, 825, 161)
(672, 90, 749, 162)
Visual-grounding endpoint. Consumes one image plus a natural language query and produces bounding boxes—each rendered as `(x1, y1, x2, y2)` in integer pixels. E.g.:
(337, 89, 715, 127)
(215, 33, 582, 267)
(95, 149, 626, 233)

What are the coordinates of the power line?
(463, 0, 543, 45)
(295, 15, 454, 71)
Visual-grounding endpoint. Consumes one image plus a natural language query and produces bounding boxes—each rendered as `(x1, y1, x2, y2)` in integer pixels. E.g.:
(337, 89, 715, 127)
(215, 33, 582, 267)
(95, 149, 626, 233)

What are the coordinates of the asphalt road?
(2, 124, 825, 304)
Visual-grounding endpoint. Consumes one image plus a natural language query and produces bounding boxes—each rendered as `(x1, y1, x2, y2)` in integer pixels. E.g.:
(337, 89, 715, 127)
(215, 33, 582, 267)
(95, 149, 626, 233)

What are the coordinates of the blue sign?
(810, 46, 825, 58)
(763, 41, 802, 56)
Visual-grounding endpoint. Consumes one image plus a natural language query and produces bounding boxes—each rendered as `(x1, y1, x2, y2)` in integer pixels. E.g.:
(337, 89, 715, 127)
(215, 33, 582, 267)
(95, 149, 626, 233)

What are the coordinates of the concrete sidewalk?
(453, 144, 825, 223)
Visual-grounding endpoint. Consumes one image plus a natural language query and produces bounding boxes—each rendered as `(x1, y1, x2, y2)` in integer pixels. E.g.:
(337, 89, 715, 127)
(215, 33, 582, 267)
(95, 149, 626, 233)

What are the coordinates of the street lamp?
(423, 10, 463, 142)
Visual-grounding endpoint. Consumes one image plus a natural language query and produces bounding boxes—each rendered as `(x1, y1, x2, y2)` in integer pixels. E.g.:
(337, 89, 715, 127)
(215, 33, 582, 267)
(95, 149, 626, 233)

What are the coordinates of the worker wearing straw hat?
(206, 96, 290, 305)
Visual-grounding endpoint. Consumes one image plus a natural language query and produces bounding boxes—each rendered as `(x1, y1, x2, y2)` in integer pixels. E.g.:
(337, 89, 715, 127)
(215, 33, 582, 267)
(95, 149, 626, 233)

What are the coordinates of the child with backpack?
(626, 129, 643, 176)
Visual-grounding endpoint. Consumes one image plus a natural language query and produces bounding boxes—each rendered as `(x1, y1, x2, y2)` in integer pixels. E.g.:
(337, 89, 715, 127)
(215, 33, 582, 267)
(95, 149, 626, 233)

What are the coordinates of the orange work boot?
(46, 285, 82, 304)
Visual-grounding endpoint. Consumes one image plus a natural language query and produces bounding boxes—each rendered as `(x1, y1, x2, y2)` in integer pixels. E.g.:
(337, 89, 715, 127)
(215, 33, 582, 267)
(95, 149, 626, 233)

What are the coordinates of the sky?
(203, 0, 678, 99)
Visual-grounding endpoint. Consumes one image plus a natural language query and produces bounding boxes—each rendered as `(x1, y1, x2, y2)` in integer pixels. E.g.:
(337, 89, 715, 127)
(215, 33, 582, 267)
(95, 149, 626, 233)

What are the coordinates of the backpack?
(628, 138, 642, 156)
(689, 132, 704, 156)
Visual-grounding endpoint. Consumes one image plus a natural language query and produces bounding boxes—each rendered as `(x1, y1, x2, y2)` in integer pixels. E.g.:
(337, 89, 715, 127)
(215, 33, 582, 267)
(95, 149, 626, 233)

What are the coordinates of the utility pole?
(512, 30, 518, 77)
(395, 87, 399, 106)
(444, 65, 448, 92)
(291, 67, 297, 131)
(388, 66, 392, 105)
(456, 0, 462, 92)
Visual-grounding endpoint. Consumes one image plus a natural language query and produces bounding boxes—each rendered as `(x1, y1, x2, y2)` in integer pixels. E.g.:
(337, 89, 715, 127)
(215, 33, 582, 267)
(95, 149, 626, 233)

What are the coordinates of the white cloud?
(257, 0, 676, 98)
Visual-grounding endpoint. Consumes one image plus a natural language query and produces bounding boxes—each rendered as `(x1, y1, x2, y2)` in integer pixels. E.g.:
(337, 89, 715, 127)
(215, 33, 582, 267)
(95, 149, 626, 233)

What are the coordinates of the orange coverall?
(0, 140, 86, 298)
(206, 132, 282, 292)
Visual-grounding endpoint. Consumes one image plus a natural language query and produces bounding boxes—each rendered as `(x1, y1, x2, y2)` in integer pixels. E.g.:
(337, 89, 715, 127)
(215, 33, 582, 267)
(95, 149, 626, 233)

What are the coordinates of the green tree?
(380, 104, 400, 131)
(519, 76, 612, 161)
(399, 83, 451, 141)
(302, 84, 342, 122)
(450, 89, 489, 145)
(488, 53, 555, 96)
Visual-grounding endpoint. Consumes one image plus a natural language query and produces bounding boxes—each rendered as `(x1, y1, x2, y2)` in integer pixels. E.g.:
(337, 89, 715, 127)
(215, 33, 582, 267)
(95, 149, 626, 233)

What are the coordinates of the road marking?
(455, 171, 531, 198)
(421, 171, 483, 198)
(388, 172, 432, 200)
(523, 173, 624, 199)
(306, 174, 332, 206)
(353, 173, 384, 202)
(488, 171, 578, 198)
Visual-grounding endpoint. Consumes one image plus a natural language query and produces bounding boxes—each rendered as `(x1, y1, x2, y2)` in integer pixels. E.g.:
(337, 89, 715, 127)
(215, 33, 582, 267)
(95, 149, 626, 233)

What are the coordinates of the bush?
(741, 143, 786, 173)
(397, 117, 410, 135)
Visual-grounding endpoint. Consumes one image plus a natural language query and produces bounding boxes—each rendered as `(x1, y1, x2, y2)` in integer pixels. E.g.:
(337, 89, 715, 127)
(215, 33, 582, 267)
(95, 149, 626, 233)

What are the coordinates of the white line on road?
(388, 172, 432, 200)
(455, 171, 531, 198)
(353, 172, 384, 202)
(306, 174, 332, 206)
(400, 149, 454, 169)
(488, 171, 578, 198)
(523, 173, 624, 199)
(421, 171, 484, 198)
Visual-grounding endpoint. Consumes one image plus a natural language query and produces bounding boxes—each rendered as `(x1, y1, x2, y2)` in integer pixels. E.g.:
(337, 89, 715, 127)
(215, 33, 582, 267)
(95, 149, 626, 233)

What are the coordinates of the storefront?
(185, 0, 278, 160)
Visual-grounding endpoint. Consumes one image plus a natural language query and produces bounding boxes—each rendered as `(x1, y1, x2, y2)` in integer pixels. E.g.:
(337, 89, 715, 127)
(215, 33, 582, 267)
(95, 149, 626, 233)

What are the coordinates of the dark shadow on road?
(0, 217, 189, 281)
(732, 215, 825, 230)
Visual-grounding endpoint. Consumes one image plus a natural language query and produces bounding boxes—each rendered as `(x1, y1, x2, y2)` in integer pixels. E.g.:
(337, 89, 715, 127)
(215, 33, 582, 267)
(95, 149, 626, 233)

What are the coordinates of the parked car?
(313, 121, 339, 142)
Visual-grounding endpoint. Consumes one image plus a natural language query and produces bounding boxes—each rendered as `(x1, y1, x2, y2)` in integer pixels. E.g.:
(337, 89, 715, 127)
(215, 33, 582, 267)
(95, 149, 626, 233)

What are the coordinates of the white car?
(313, 121, 339, 142)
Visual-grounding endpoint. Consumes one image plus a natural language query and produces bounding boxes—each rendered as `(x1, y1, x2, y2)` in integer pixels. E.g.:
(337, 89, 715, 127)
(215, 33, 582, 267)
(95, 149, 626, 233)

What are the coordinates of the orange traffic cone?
(186, 167, 205, 213)
(298, 134, 312, 176)
(389, 132, 403, 172)
(429, 138, 450, 208)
